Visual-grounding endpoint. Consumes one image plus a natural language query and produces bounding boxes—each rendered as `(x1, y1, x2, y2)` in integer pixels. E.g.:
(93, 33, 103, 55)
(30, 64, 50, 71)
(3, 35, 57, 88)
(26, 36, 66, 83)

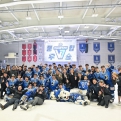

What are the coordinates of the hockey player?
(31, 74, 39, 84)
(49, 74, 58, 91)
(100, 65, 114, 101)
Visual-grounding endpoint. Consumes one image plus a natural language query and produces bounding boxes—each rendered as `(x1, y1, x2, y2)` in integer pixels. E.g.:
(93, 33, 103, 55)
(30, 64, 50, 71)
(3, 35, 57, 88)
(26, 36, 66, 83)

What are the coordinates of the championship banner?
(28, 44, 32, 49)
(22, 44, 26, 49)
(27, 50, 32, 55)
(33, 55, 37, 62)
(108, 55, 115, 64)
(22, 44, 26, 62)
(22, 50, 26, 55)
(93, 55, 100, 65)
(33, 41, 37, 62)
(22, 56, 26, 62)
(27, 56, 32, 63)
(108, 42, 115, 53)
(79, 43, 86, 53)
(44, 39, 77, 62)
(93, 42, 100, 53)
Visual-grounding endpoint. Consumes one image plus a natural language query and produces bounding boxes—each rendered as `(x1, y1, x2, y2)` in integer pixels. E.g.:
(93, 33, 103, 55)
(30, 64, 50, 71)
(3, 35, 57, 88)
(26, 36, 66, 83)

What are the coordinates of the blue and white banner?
(93, 55, 100, 65)
(108, 42, 115, 53)
(79, 43, 86, 53)
(93, 42, 100, 53)
(108, 55, 115, 64)
(44, 39, 77, 62)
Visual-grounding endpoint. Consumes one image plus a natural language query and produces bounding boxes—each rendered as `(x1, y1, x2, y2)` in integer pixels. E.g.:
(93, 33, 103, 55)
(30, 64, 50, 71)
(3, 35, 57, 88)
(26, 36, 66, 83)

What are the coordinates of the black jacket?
(8, 87, 27, 99)
(99, 87, 111, 96)
(35, 91, 46, 102)
(117, 73, 121, 87)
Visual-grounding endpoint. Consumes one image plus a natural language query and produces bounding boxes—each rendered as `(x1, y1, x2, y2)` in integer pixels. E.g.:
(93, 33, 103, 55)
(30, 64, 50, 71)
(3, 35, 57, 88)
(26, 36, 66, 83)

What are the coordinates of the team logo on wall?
(53, 43, 68, 59)
(108, 55, 115, 64)
(79, 43, 86, 53)
(93, 42, 100, 53)
(93, 55, 100, 65)
(108, 42, 115, 53)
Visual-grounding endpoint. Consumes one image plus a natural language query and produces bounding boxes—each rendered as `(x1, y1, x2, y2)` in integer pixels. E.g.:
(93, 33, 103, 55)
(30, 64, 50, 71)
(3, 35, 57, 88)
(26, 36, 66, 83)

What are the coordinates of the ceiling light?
(19, 38, 23, 40)
(100, 35, 104, 38)
(58, 26, 63, 30)
(9, 30, 14, 33)
(92, 14, 98, 17)
(94, 38, 98, 40)
(13, 0, 21, 1)
(26, 17, 32, 20)
(112, 40, 117, 41)
(64, 31, 69, 33)
(84, 26, 89, 29)
(79, 35, 83, 36)
(58, 15, 64, 19)
(34, 27, 38, 30)
(25, 40, 28, 42)
(0, 20, 2, 23)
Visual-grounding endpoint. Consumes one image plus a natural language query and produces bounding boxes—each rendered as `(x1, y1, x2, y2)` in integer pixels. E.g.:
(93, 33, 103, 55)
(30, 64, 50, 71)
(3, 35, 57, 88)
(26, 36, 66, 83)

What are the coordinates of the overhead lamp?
(25, 40, 28, 42)
(19, 38, 23, 40)
(112, 40, 117, 41)
(64, 27, 70, 33)
(94, 38, 98, 40)
(92, 14, 98, 17)
(58, 26, 63, 30)
(9, 30, 14, 33)
(84, 26, 89, 29)
(26, 17, 32, 20)
(26, 11, 31, 20)
(58, 15, 64, 19)
(13, 0, 21, 1)
(79, 35, 83, 37)
(34, 27, 38, 30)
(100, 35, 104, 38)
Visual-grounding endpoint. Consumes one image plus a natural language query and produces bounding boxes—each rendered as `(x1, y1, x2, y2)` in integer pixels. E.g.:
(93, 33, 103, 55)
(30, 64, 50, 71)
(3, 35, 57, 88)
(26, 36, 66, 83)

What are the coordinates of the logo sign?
(53, 43, 68, 59)
(108, 55, 115, 64)
(108, 42, 115, 53)
(33, 55, 37, 62)
(22, 56, 26, 62)
(79, 43, 86, 53)
(47, 45, 52, 51)
(27, 56, 32, 62)
(94, 55, 100, 65)
(28, 44, 32, 49)
(93, 42, 100, 53)
(22, 44, 26, 49)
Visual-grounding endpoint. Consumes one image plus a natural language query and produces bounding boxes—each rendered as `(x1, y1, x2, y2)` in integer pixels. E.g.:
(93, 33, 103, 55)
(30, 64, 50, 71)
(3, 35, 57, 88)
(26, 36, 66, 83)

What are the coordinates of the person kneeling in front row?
(97, 80, 111, 108)
(0, 83, 27, 111)
(20, 85, 46, 110)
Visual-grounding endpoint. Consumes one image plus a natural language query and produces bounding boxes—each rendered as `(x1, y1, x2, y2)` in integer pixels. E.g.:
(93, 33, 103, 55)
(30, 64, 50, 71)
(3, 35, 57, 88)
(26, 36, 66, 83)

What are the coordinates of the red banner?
(33, 55, 37, 62)
(22, 56, 26, 62)
(22, 44, 26, 49)
(27, 50, 32, 55)
(27, 56, 32, 62)
(22, 50, 26, 55)
(28, 44, 32, 49)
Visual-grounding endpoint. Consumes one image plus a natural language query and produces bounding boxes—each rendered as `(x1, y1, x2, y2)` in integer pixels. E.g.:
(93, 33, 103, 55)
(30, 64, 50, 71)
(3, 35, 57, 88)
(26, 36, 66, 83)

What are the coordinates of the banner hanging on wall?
(44, 39, 77, 62)
(22, 44, 26, 62)
(93, 42, 100, 53)
(22, 56, 26, 62)
(108, 55, 115, 64)
(93, 55, 100, 65)
(33, 41, 37, 62)
(108, 42, 115, 53)
(79, 43, 86, 53)
(22, 44, 26, 49)
(27, 56, 32, 63)
(28, 44, 32, 49)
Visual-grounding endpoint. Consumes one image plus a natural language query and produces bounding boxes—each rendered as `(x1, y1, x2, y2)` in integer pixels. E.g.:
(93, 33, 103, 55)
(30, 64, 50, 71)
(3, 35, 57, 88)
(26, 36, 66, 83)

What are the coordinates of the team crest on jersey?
(53, 43, 68, 59)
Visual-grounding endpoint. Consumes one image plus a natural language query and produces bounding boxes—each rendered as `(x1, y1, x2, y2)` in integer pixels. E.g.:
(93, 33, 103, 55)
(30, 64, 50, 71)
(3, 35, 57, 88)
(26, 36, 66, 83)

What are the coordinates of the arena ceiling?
(0, 0, 121, 43)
